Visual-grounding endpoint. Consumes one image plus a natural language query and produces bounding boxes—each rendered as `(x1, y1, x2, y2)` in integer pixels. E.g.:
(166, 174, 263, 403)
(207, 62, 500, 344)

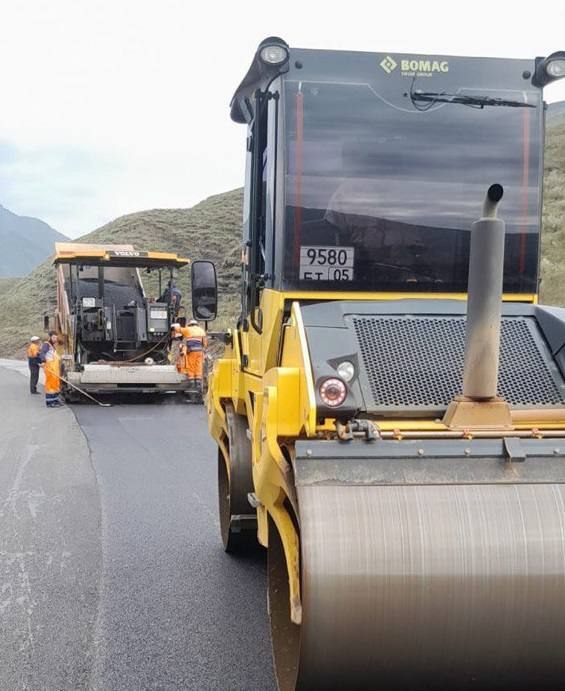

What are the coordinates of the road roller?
(192, 39, 565, 689)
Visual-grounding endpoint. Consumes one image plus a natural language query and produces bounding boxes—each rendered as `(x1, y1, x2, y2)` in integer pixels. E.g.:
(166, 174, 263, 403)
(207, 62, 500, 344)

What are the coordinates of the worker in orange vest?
(169, 326, 186, 374)
(185, 319, 207, 387)
(27, 336, 41, 394)
(40, 332, 62, 408)
(176, 318, 192, 377)
(178, 317, 190, 340)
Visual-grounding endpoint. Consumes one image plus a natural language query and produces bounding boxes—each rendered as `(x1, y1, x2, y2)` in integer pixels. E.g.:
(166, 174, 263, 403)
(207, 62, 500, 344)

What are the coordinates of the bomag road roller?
(52, 243, 191, 397)
(192, 39, 565, 689)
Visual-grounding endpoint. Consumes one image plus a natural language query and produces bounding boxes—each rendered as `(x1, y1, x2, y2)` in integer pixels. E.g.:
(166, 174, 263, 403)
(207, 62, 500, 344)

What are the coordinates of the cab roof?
(53, 243, 190, 268)
(230, 38, 555, 125)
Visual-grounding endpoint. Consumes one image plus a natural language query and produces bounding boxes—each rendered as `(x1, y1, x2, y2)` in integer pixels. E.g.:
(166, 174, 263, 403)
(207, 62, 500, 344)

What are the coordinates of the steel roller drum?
(293, 481, 565, 690)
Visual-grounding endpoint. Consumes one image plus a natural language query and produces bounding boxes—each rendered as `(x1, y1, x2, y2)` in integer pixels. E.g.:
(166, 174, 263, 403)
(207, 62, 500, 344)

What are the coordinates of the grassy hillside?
(0, 115, 564, 358)
(548, 100, 565, 127)
(0, 277, 19, 297)
(539, 119, 565, 303)
(77, 188, 243, 322)
(0, 190, 242, 357)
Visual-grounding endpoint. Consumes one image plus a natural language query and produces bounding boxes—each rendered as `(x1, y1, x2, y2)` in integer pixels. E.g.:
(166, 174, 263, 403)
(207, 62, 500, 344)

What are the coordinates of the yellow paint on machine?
(204, 286, 553, 627)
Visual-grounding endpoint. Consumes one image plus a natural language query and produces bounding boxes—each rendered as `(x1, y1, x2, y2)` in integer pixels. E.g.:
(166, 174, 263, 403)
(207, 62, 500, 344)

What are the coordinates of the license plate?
(299, 246, 355, 281)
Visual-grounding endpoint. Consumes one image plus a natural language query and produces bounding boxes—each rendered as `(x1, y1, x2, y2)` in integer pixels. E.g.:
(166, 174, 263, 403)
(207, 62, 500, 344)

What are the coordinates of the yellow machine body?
(208, 288, 565, 625)
(204, 39, 565, 691)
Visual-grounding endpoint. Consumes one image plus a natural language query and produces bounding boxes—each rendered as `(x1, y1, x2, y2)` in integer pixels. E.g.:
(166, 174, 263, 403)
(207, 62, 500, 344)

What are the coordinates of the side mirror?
(43, 314, 50, 331)
(191, 261, 217, 322)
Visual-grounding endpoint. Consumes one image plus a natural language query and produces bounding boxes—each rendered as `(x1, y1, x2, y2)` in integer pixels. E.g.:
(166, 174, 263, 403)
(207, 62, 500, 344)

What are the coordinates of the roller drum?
(292, 482, 565, 690)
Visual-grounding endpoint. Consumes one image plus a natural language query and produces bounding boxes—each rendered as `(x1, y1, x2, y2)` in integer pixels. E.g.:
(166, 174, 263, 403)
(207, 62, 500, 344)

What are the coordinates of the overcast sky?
(1, 0, 564, 238)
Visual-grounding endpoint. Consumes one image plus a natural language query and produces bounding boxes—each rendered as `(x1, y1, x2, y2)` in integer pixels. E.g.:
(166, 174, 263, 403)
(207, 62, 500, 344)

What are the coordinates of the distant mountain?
(548, 100, 565, 126)
(0, 205, 68, 277)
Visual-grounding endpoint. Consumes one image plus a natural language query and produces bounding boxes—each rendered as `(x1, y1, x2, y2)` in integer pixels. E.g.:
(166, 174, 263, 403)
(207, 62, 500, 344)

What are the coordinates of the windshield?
(282, 56, 542, 293)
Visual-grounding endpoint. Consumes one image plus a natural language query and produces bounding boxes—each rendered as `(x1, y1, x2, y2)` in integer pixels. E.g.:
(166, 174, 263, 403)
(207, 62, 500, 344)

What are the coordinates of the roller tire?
(268, 519, 301, 691)
(218, 403, 257, 553)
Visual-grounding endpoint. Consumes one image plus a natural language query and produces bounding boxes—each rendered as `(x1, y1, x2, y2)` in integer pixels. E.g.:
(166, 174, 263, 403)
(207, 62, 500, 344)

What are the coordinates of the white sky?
(1, 0, 564, 238)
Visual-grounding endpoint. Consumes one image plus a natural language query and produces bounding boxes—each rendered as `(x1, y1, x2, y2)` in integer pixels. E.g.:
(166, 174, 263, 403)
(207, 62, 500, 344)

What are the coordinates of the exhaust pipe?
(462, 184, 505, 400)
(443, 184, 512, 429)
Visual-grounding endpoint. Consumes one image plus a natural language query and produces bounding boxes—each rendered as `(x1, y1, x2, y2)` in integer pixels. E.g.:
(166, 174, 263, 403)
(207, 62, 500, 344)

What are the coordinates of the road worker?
(185, 318, 207, 388)
(169, 329, 186, 374)
(159, 280, 182, 314)
(40, 332, 62, 408)
(27, 336, 42, 394)
(178, 316, 190, 340)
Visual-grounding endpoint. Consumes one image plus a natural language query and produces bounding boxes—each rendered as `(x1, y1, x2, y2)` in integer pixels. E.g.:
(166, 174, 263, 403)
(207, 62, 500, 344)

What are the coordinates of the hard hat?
(188, 319, 198, 325)
(31, 336, 40, 341)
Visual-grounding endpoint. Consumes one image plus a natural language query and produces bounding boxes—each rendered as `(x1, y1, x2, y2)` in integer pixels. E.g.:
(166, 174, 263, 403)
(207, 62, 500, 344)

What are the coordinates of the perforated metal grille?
(352, 316, 565, 411)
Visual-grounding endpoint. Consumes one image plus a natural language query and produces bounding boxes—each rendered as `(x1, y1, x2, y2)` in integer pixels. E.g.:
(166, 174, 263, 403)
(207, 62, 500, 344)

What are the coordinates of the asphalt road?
(1, 363, 277, 690)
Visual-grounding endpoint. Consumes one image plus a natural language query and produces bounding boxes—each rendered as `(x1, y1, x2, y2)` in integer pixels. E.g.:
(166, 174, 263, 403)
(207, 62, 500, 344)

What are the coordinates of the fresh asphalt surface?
(1, 363, 277, 690)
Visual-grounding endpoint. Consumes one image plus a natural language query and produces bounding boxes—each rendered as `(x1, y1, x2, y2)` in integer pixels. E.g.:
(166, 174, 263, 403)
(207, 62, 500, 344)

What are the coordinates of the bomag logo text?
(401, 59, 449, 74)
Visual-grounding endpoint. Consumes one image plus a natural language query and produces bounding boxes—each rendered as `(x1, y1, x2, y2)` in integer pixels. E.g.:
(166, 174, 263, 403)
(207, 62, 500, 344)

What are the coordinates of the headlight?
(533, 51, 565, 86)
(259, 44, 289, 65)
(547, 59, 565, 79)
(319, 378, 347, 407)
(337, 361, 355, 382)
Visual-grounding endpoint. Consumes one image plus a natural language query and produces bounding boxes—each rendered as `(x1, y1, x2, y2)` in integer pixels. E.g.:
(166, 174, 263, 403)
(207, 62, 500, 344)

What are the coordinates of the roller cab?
(201, 39, 565, 689)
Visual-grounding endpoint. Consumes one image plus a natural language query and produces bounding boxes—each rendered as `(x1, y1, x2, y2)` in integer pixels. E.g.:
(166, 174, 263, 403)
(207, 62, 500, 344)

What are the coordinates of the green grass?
(539, 121, 565, 304)
(0, 190, 243, 357)
(1, 121, 565, 357)
(0, 277, 19, 297)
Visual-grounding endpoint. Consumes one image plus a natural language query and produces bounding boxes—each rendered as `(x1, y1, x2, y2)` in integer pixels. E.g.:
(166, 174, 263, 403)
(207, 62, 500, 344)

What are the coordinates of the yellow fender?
(253, 380, 303, 624)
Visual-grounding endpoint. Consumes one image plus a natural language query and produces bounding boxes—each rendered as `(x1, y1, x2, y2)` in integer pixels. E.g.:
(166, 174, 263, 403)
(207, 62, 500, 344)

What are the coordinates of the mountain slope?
(540, 116, 565, 303)
(0, 190, 242, 356)
(0, 278, 19, 297)
(548, 100, 565, 127)
(75, 189, 243, 320)
(0, 205, 68, 277)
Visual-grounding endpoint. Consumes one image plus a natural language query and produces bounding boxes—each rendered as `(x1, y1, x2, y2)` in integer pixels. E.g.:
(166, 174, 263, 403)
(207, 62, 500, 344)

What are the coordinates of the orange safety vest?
(27, 343, 40, 359)
(42, 344, 61, 394)
(185, 325, 206, 379)
(173, 341, 189, 375)
(185, 325, 207, 352)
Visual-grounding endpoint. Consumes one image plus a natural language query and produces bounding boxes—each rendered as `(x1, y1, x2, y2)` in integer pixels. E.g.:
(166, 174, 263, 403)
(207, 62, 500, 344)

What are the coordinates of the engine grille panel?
(351, 316, 565, 413)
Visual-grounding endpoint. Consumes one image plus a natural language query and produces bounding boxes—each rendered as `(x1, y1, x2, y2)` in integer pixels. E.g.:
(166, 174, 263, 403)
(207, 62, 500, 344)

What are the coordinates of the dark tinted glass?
(191, 261, 217, 321)
(282, 54, 542, 293)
